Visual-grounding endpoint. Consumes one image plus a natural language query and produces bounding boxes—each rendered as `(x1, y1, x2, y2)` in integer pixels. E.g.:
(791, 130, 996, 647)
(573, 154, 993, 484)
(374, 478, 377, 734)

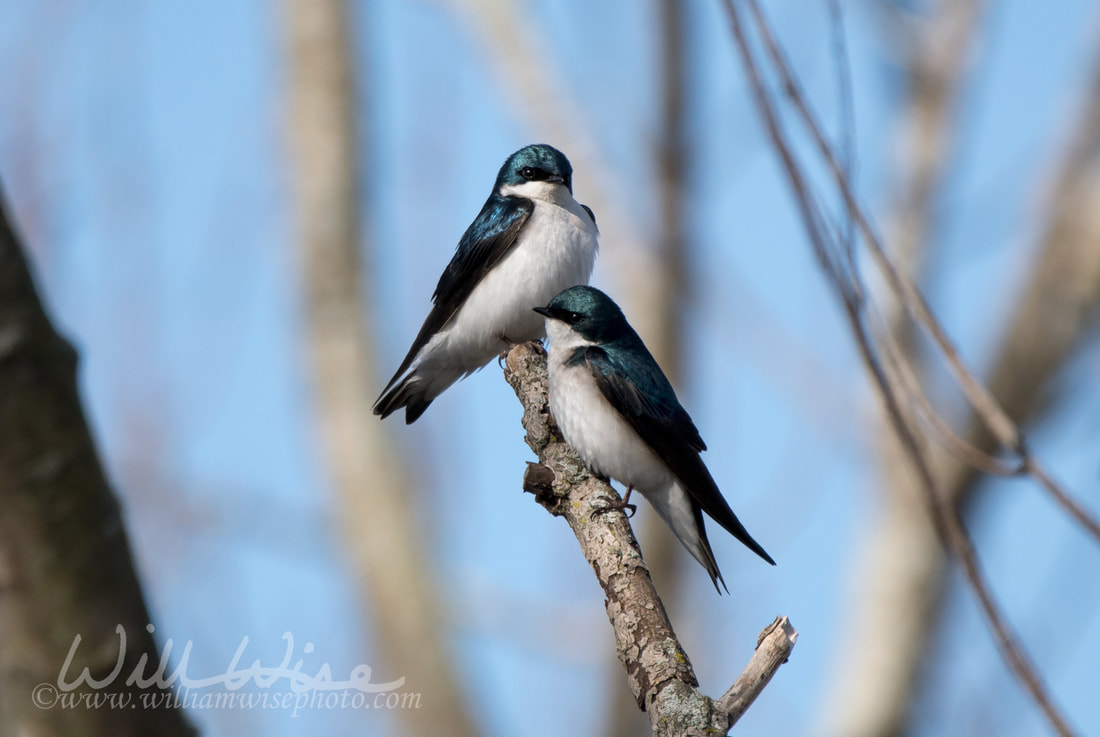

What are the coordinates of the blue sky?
(2, 1, 1098, 736)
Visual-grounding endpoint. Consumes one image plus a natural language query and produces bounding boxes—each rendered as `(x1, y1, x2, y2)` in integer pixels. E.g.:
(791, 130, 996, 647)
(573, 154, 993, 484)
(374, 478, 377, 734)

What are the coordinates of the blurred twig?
(827, 0, 857, 258)
(503, 342, 795, 736)
(829, 13, 1100, 734)
(741, 0, 1100, 540)
(283, 3, 477, 736)
(722, 1, 1084, 735)
(823, 3, 988, 733)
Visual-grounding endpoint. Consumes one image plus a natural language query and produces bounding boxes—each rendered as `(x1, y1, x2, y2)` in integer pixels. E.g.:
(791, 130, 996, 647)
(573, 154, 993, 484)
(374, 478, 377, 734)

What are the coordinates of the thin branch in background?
(502, 342, 796, 736)
(741, 0, 1100, 542)
(826, 0, 857, 259)
(282, 2, 477, 736)
(749, 0, 1008, 428)
(720, 2, 1082, 735)
(820, 3, 1100, 734)
(872, 314, 1025, 477)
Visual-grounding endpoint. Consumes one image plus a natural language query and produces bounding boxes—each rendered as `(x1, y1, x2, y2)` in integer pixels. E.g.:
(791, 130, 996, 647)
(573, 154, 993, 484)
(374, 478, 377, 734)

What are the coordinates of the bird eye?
(520, 167, 536, 180)
(569, 312, 584, 323)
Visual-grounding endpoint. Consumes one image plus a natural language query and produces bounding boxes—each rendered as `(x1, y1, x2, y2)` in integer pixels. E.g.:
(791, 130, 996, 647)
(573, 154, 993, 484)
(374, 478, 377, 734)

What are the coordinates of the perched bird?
(534, 286, 774, 592)
(375, 144, 599, 423)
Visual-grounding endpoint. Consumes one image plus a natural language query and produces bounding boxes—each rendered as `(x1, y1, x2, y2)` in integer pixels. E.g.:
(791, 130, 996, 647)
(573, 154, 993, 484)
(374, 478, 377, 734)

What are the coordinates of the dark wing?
(576, 342, 775, 566)
(378, 195, 534, 395)
(580, 204, 597, 229)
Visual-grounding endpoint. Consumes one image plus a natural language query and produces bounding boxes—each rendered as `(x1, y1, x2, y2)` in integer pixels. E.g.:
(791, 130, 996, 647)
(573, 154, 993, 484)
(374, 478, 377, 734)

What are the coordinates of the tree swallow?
(534, 286, 775, 592)
(375, 144, 600, 423)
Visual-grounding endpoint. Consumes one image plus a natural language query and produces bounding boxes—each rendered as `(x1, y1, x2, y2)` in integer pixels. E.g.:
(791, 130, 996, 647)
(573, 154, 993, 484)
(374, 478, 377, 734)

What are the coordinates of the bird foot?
(497, 333, 519, 367)
(593, 486, 637, 519)
(593, 500, 637, 519)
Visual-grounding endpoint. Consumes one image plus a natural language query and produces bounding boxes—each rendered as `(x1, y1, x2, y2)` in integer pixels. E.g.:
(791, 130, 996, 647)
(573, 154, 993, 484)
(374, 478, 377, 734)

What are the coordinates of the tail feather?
(373, 376, 433, 424)
(646, 482, 731, 594)
(707, 502, 776, 567)
(694, 522, 729, 595)
(682, 464, 775, 567)
(374, 357, 466, 423)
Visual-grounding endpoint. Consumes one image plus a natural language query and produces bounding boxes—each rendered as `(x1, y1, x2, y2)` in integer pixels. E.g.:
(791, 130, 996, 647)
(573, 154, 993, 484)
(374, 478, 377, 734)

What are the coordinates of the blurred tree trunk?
(282, 3, 478, 737)
(0, 191, 194, 737)
(640, 0, 691, 642)
(444, 0, 665, 339)
(821, 4, 983, 736)
(881, 0, 985, 333)
(823, 6, 1100, 737)
(605, 1, 691, 734)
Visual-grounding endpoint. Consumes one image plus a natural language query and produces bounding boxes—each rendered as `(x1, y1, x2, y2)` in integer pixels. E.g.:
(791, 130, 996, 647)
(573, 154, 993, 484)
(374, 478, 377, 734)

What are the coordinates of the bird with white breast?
(375, 144, 599, 423)
(535, 285, 775, 592)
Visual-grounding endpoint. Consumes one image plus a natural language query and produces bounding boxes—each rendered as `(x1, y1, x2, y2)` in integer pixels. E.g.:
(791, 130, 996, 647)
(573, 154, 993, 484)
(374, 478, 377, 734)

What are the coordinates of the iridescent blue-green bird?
(375, 144, 599, 423)
(535, 286, 774, 592)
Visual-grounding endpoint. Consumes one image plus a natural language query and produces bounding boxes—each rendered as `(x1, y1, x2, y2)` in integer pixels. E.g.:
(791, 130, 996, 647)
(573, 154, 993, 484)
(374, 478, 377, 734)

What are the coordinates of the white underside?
(398, 182, 598, 403)
(544, 322, 711, 570)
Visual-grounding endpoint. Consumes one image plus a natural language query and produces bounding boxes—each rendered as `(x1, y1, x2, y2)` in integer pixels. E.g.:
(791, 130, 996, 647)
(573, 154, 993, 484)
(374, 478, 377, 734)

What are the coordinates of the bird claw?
(593, 498, 637, 519)
(497, 333, 519, 368)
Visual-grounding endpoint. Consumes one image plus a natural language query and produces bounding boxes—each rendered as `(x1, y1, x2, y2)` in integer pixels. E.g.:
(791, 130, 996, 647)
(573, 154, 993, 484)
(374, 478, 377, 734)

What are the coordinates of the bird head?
(496, 143, 575, 195)
(534, 286, 628, 344)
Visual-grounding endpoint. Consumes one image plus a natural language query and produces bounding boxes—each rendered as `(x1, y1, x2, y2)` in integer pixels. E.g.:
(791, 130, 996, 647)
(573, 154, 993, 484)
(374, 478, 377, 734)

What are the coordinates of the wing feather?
(577, 342, 775, 565)
(377, 195, 534, 396)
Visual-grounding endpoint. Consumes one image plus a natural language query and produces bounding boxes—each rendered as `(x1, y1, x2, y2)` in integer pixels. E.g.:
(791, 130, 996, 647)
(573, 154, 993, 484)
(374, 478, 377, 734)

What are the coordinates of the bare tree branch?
(0, 189, 194, 737)
(502, 342, 795, 736)
(826, 15, 1100, 733)
(283, 3, 477, 736)
(721, 2, 1083, 735)
(739, 0, 1100, 539)
(717, 616, 799, 724)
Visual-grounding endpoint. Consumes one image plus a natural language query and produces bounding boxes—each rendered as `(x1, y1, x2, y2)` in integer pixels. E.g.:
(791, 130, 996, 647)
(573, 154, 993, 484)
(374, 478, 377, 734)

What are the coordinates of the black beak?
(546, 174, 564, 184)
(532, 306, 555, 319)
